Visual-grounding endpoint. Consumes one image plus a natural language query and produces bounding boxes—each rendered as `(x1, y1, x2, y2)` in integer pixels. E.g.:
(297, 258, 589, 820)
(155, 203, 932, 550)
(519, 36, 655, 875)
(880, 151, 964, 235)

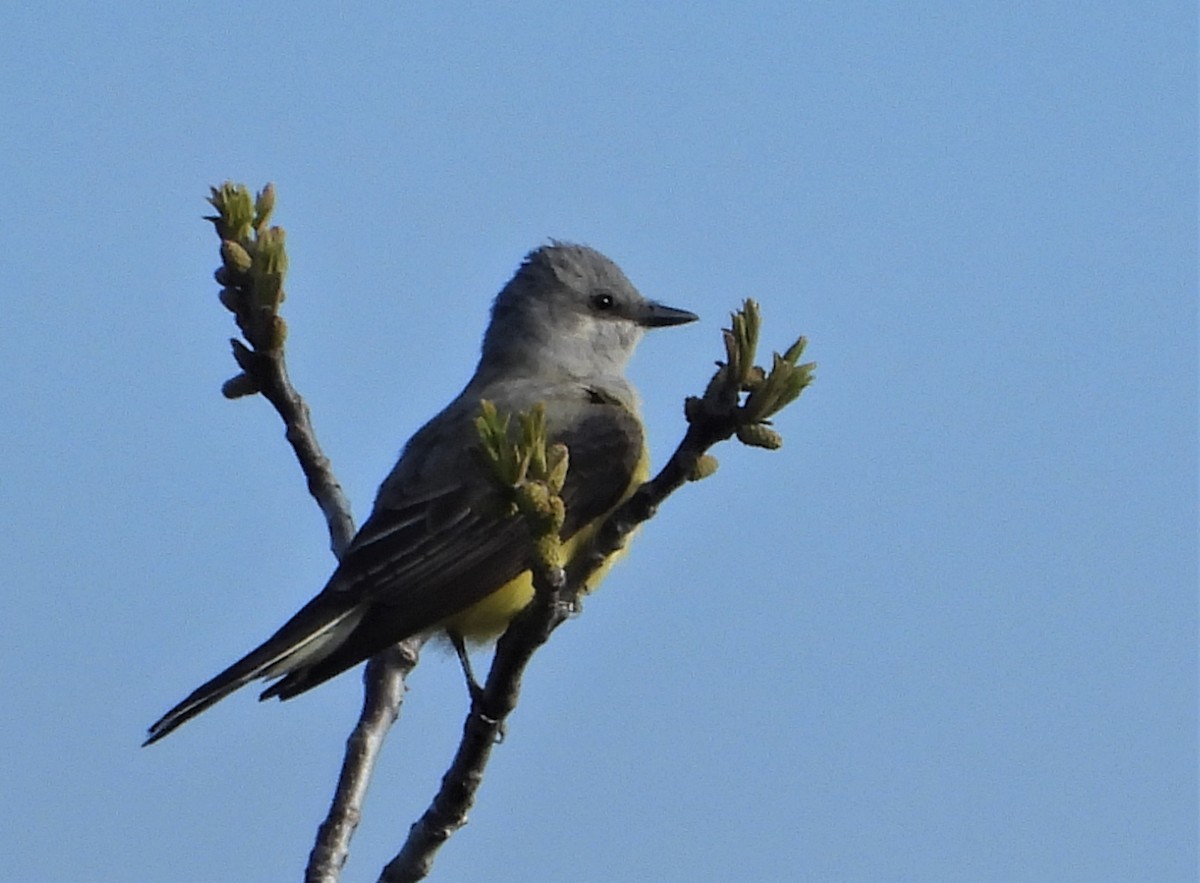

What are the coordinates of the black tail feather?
(143, 593, 361, 745)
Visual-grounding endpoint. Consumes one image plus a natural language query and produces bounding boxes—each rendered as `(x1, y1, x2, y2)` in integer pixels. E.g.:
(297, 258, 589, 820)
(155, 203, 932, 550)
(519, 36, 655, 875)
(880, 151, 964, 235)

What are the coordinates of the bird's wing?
(259, 387, 645, 699)
(346, 386, 644, 603)
(146, 386, 648, 743)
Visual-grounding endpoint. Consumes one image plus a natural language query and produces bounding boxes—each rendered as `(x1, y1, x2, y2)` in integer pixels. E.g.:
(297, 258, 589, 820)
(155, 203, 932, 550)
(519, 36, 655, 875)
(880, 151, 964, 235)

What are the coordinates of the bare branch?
(378, 571, 570, 883)
(237, 343, 357, 557)
(307, 640, 423, 883)
(208, 182, 355, 558)
(206, 182, 419, 883)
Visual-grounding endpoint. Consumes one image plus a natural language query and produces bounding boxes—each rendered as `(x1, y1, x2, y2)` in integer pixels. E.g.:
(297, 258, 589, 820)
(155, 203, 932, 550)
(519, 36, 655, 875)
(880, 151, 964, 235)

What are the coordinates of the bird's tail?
(143, 597, 365, 745)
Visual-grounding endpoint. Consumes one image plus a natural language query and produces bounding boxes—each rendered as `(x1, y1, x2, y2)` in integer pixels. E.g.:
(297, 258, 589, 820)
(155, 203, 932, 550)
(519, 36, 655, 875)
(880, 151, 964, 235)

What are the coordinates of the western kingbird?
(145, 242, 696, 744)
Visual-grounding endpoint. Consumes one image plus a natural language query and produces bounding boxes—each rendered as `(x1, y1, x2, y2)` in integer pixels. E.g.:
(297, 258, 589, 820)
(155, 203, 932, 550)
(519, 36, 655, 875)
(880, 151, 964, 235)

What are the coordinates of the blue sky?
(1, 4, 1195, 882)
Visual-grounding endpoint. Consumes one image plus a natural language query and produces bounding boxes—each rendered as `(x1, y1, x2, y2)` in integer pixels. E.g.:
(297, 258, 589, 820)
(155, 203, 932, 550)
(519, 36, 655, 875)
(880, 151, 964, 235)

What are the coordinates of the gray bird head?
(478, 242, 697, 381)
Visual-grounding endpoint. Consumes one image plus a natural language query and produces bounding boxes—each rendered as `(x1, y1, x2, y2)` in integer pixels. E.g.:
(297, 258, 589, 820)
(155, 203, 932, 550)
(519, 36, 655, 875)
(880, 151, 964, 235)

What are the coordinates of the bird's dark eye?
(591, 292, 615, 311)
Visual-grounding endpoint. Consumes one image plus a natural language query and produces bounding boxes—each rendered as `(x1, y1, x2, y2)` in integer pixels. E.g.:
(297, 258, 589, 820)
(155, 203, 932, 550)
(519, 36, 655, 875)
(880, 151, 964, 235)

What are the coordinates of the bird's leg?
(447, 629, 484, 705)
(448, 630, 507, 741)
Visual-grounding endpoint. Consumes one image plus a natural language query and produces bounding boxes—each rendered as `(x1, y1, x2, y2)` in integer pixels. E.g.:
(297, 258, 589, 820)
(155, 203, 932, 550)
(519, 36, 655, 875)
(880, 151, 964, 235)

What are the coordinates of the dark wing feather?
(147, 387, 647, 738)
(556, 393, 644, 537)
(262, 394, 644, 699)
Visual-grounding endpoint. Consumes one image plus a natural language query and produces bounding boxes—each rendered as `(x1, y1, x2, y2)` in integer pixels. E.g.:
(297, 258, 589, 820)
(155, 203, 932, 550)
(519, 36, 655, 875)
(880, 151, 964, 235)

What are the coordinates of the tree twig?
(378, 568, 570, 883)
(307, 641, 423, 883)
(206, 181, 420, 883)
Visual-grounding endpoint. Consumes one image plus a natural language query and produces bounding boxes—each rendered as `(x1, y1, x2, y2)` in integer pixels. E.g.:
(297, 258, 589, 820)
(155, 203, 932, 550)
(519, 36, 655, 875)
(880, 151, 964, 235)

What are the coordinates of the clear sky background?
(1, 4, 1195, 882)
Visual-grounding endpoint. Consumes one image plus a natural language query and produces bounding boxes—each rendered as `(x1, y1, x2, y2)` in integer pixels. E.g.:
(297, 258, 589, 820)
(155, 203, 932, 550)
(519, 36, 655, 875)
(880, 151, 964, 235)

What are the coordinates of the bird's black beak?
(640, 301, 699, 328)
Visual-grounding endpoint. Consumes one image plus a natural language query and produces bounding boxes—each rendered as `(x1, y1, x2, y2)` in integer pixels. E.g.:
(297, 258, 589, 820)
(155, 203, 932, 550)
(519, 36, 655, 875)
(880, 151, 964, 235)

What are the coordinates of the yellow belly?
(443, 448, 648, 642)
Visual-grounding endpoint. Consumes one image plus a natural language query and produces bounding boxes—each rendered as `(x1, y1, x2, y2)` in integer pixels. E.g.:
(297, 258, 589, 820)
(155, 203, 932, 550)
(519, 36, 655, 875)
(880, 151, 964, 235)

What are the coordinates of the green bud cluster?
(206, 182, 290, 398)
(687, 298, 816, 457)
(474, 401, 571, 573)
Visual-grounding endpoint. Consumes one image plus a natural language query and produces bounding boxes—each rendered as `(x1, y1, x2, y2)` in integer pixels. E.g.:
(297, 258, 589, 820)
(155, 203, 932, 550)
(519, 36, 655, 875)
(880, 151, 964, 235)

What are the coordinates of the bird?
(145, 241, 697, 745)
